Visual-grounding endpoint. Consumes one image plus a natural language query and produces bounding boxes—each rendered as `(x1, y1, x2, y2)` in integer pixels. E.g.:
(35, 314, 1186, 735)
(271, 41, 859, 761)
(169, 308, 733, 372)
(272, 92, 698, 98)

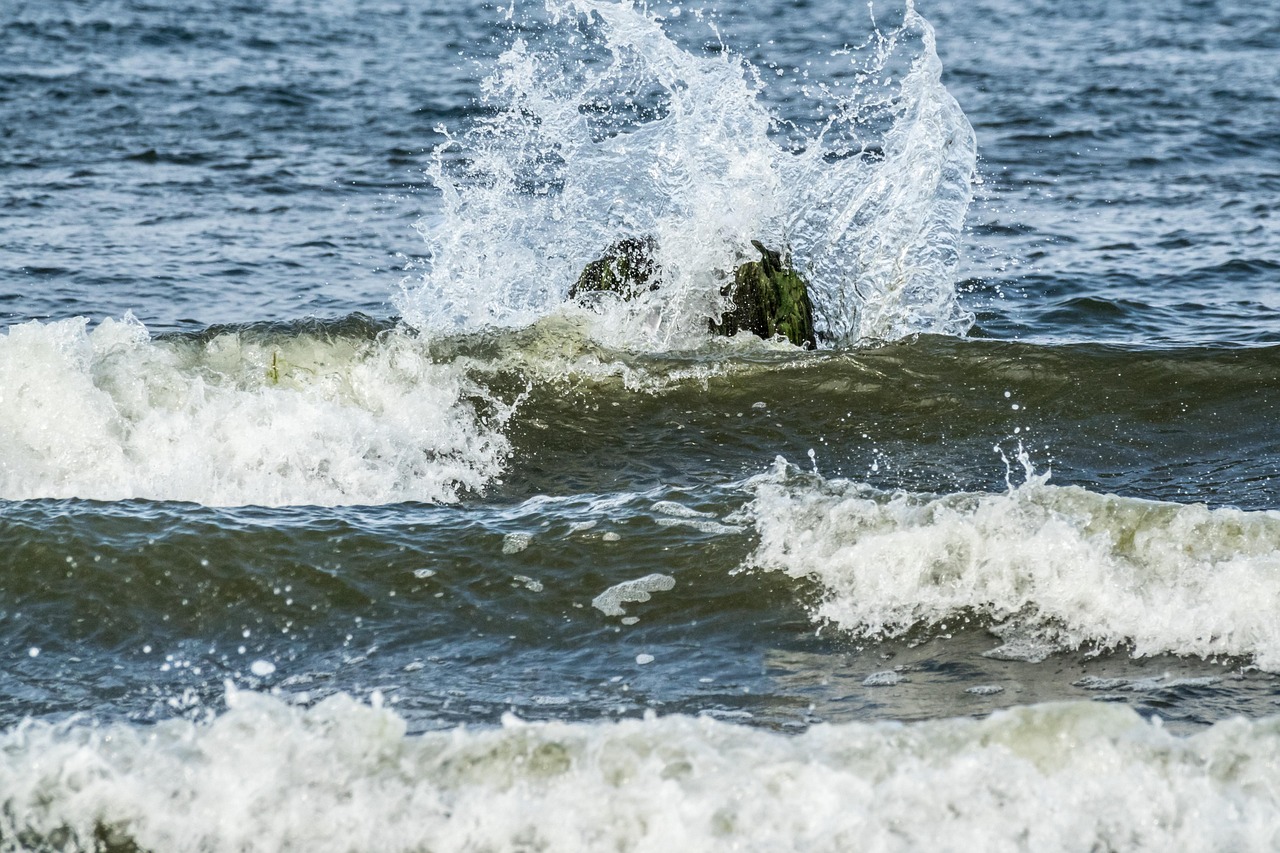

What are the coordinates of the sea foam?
(747, 459, 1280, 669)
(0, 316, 511, 506)
(1, 690, 1278, 852)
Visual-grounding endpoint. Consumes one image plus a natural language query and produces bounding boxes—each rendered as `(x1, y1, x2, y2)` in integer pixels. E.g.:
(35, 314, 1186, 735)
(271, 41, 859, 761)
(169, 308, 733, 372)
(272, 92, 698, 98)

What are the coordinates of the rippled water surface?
(3, 0, 1279, 849)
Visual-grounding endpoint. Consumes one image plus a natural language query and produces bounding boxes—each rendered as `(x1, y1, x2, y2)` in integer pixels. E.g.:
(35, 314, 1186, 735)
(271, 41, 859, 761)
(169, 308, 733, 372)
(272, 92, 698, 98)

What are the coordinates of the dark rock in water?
(570, 236, 817, 349)
(569, 236, 660, 300)
(712, 241, 816, 349)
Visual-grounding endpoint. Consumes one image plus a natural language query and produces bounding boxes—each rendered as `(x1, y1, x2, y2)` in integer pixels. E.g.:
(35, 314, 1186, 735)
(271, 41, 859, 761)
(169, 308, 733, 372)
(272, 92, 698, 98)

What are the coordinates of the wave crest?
(0, 316, 512, 506)
(747, 459, 1280, 669)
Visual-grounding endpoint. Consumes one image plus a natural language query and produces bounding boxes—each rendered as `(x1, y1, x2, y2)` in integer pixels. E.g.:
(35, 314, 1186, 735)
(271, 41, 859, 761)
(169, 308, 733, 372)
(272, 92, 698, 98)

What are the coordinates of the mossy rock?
(570, 236, 817, 349)
(711, 241, 816, 349)
(569, 236, 660, 300)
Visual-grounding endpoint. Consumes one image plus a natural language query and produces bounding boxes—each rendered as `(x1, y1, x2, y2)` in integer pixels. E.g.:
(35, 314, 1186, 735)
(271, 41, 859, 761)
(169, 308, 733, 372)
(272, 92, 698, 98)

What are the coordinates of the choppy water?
(3, 0, 1280, 850)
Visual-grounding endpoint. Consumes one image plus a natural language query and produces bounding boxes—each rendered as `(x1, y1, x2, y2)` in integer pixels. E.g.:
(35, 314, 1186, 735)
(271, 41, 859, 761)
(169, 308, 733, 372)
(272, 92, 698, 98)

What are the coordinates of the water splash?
(398, 0, 975, 348)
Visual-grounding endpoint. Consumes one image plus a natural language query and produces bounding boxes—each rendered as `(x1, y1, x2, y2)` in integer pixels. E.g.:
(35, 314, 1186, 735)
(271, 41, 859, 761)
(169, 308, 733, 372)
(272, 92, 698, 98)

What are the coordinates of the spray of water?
(397, 0, 976, 348)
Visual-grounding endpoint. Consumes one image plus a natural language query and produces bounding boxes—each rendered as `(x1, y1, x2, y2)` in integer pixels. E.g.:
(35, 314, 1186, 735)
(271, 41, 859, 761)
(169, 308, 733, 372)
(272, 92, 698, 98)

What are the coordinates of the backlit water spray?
(397, 0, 976, 348)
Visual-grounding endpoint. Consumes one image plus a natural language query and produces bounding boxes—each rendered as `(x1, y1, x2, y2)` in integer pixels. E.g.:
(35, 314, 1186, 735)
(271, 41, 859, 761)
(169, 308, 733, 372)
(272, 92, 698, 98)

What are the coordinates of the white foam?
(397, 0, 974, 348)
(591, 573, 676, 616)
(747, 458, 1280, 670)
(654, 516, 744, 535)
(862, 670, 905, 687)
(0, 316, 512, 506)
(502, 532, 533, 553)
(1074, 675, 1222, 693)
(966, 685, 1005, 696)
(3, 692, 1279, 851)
(651, 500, 715, 518)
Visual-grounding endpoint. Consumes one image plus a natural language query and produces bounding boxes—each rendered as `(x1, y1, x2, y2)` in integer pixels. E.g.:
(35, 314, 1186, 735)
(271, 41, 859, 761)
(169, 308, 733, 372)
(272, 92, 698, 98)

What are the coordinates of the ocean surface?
(2, 0, 1279, 849)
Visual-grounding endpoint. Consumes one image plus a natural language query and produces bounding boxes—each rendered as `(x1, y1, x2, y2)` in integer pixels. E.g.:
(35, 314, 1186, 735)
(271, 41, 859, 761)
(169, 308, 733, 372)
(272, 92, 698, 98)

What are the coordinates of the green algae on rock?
(572, 238, 817, 349)
(712, 241, 816, 349)
(569, 236, 661, 301)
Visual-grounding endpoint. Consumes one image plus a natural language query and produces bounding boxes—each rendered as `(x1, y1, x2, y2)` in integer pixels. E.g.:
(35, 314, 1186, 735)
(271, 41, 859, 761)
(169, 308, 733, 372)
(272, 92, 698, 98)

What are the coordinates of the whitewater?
(3, 0, 1279, 849)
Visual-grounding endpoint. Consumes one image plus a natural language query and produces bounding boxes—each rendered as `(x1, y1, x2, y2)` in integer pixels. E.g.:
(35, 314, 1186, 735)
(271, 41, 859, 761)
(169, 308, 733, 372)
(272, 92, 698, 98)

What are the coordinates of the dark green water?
(3, 326, 1278, 738)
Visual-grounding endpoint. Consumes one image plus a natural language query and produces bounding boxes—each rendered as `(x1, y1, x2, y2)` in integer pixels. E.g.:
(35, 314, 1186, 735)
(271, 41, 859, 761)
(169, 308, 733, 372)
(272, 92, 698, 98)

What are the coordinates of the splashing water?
(397, 0, 976, 348)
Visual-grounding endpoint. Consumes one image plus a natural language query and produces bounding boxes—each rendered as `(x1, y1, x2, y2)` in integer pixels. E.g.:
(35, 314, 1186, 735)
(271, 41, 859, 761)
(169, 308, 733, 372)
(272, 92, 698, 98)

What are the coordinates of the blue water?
(941, 0, 1280, 346)
(4, 0, 1277, 341)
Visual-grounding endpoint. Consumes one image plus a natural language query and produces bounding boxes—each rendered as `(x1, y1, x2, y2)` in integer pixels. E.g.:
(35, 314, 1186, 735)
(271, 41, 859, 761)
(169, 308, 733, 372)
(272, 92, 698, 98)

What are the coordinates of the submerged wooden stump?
(711, 241, 816, 349)
(572, 237, 816, 349)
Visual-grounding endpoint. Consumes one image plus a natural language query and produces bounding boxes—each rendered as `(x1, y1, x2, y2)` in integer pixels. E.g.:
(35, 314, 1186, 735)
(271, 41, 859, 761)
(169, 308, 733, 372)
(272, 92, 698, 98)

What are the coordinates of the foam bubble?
(250, 660, 276, 678)
(591, 573, 676, 616)
(2, 692, 1279, 851)
(862, 670, 904, 687)
(0, 316, 512, 506)
(502, 532, 533, 554)
(747, 458, 1280, 669)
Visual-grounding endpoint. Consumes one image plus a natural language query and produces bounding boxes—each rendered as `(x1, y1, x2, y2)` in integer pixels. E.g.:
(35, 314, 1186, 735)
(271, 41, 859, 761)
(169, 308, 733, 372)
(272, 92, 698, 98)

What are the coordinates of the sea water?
(2, 0, 1279, 849)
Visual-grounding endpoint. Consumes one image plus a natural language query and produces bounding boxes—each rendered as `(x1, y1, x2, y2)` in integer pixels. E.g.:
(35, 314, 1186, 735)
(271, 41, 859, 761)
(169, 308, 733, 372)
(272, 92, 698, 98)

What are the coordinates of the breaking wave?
(2, 690, 1278, 852)
(747, 458, 1280, 669)
(0, 315, 512, 506)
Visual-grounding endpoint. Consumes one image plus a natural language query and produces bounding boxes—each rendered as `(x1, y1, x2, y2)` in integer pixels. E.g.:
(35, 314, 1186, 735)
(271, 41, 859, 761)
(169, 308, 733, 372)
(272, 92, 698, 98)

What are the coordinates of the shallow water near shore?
(3, 0, 1280, 849)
